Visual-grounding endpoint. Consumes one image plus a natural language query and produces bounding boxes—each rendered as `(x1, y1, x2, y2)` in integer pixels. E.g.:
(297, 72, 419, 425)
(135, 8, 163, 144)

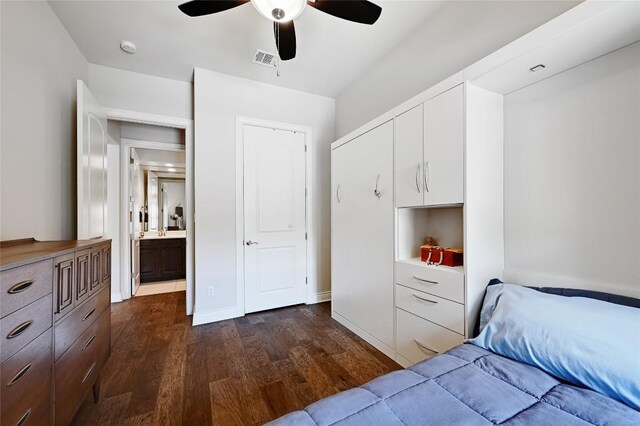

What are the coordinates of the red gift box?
(421, 246, 463, 267)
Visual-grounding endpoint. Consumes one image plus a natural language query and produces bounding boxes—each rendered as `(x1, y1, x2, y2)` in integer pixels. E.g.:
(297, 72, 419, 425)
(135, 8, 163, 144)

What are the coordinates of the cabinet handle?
(336, 185, 342, 204)
(82, 362, 97, 383)
(6, 363, 32, 387)
(374, 174, 382, 199)
(83, 334, 97, 351)
(82, 308, 96, 322)
(7, 320, 33, 339)
(15, 408, 32, 426)
(412, 294, 438, 304)
(415, 164, 421, 193)
(424, 161, 430, 192)
(414, 339, 439, 354)
(7, 280, 33, 294)
(412, 276, 438, 285)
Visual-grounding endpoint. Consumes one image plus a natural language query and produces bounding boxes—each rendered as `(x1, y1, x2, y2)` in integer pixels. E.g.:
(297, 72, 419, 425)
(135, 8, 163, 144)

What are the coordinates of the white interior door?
(130, 149, 142, 295)
(77, 80, 107, 239)
(243, 125, 307, 313)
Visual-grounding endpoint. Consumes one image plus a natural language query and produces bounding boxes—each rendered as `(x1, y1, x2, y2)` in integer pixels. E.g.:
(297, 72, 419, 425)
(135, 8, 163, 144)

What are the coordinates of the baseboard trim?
(192, 307, 242, 326)
(307, 290, 331, 304)
(331, 310, 396, 360)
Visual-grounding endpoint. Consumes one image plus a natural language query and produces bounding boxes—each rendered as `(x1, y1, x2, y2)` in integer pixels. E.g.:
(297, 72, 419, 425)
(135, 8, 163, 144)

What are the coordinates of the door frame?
(106, 108, 195, 316)
(235, 116, 315, 316)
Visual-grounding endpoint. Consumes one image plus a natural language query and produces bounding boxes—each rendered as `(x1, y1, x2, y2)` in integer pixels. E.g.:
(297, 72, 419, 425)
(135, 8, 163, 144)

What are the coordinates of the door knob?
(245, 240, 259, 246)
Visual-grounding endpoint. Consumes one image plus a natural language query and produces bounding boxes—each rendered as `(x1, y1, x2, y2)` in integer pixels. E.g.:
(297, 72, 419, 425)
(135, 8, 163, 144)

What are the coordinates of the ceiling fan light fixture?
(251, 0, 306, 22)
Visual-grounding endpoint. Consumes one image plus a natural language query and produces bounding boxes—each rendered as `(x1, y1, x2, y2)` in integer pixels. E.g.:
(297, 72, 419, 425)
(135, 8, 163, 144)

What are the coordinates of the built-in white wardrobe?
(332, 76, 503, 365)
(331, 0, 638, 367)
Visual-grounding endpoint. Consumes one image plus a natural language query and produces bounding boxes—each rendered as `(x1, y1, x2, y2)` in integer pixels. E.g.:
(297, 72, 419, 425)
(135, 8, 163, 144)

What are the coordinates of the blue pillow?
(470, 283, 640, 410)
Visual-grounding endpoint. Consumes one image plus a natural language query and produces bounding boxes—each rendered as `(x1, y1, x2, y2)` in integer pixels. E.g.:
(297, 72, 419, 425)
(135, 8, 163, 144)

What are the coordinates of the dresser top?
(0, 238, 111, 271)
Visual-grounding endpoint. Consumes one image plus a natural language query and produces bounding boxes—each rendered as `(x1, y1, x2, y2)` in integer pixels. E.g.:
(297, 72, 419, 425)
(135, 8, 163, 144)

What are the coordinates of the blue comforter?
(268, 344, 639, 425)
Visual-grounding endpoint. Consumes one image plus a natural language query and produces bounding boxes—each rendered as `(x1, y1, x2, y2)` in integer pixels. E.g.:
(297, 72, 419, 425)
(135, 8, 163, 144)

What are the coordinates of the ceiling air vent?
(253, 49, 276, 68)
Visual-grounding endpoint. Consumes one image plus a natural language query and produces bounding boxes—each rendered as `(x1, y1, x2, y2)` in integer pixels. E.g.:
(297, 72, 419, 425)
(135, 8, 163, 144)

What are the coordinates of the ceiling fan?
(178, 0, 382, 61)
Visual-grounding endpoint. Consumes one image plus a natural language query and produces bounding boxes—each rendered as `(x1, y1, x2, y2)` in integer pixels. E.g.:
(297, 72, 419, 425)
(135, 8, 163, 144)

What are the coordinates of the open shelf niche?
(396, 206, 464, 272)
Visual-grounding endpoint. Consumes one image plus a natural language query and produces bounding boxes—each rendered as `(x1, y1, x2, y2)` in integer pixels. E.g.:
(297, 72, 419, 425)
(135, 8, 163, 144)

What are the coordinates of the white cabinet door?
(331, 141, 361, 323)
(332, 121, 394, 349)
(395, 105, 424, 207)
(360, 121, 395, 348)
(424, 85, 464, 206)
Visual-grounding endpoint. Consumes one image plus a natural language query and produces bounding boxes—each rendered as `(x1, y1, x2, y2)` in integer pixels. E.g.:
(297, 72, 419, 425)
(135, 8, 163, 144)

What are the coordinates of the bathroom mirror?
(144, 173, 185, 231)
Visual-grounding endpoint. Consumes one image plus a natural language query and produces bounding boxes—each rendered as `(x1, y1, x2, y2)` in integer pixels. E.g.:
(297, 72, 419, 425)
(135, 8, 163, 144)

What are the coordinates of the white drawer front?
(395, 261, 464, 303)
(396, 308, 464, 365)
(395, 284, 465, 335)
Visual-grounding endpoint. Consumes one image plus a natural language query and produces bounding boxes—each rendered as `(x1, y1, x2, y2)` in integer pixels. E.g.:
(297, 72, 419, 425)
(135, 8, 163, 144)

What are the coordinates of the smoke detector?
(253, 49, 276, 68)
(120, 40, 137, 54)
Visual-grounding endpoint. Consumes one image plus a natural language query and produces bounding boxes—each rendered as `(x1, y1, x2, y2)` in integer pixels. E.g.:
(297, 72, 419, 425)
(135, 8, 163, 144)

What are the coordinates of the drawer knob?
(6, 363, 32, 387)
(7, 280, 34, 294)
(412, 294, 438, 304)
(15, 408, 32, 426)
(82, 308, 96, 322)
(412, 276, 438, 285)
(6, 320, 33, 339)
(82, 334, 97, 352)
(413, 339, 439, 355)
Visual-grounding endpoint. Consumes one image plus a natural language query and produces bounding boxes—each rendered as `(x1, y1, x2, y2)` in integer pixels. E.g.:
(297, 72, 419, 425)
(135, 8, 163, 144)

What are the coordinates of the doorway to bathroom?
(128, 146, 187, 297)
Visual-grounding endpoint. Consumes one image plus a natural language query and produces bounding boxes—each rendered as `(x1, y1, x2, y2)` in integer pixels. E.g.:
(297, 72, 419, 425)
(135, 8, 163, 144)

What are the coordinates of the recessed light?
(165, 163, 174, 167)
(167, 168, 177, 172)
(529, 64, 546, 72)
(120, 40, 136, 54)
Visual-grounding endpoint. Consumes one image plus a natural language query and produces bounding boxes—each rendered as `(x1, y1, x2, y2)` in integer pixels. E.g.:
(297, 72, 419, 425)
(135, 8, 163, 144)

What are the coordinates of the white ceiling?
(49, 0, 448, 97)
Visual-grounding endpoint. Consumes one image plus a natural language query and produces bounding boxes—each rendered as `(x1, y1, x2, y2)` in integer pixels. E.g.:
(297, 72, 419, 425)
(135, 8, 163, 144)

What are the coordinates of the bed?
(269, 282, 640, 425)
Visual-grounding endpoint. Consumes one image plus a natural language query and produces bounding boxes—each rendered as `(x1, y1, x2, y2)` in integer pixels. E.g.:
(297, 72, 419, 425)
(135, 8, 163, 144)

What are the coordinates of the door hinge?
(305, 188, 307, 197)
(305, 233, 308, 240)
(306, 277, 308, 284)
(304, 145, 307, 153)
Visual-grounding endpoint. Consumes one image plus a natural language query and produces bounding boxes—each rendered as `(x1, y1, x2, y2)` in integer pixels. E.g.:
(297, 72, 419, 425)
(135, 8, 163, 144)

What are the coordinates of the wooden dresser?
(0, 238, 111, 426)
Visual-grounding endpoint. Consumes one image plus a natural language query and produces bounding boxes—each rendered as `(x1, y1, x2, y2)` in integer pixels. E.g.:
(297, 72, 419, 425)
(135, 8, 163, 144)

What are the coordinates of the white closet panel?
(424, 85, 464, 206)
(395, 105, 424, 207)
(332, 121, 394, 349)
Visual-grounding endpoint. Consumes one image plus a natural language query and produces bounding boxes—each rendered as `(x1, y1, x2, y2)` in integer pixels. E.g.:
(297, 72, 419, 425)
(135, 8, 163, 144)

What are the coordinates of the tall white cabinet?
(332, 121, 395, 354)
(332, 78, 504, 366)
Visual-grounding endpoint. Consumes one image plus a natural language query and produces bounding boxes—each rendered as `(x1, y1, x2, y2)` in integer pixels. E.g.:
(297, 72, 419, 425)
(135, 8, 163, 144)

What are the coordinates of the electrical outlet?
(207, 286, 214, 297)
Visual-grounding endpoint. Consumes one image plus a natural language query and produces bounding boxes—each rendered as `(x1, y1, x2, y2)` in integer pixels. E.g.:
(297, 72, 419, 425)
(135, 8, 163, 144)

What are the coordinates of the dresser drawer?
(1, 294, 53, 363)
(1, 328, 52, 426)
(396, 308, 464, 365)
(1, 260, 53, 318)
(54, 310, 110, 426)
(395, 284, 465, 335)
(395, 261, 464, 303)
(55, 308, 109, 397)
(55, 284, 110, 360)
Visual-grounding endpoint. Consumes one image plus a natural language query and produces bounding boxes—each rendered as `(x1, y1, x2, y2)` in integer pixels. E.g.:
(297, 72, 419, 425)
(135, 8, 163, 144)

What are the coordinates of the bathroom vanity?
(139, 233, 186, 283)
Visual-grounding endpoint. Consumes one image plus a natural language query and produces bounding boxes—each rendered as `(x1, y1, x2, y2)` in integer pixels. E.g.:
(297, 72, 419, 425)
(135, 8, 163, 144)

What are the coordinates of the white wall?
(1, 0, 88, 240)
(194, 68, 335, 320)
(88, 63, 192, 120)
(335, 0, 579, 137)
(504, 41, 640, 296)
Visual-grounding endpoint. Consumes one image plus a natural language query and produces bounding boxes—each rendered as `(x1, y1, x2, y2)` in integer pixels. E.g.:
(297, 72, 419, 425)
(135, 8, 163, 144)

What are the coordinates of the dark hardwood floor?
(71, 291, 401, 425)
